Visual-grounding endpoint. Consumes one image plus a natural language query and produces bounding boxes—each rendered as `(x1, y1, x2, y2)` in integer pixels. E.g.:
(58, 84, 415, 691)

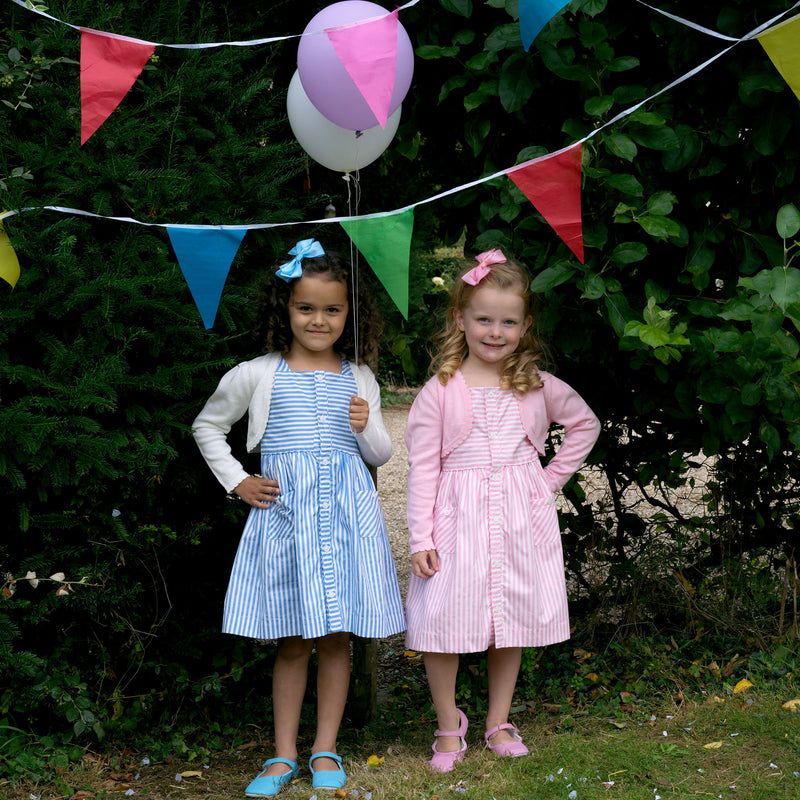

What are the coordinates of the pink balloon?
(297, 1, 413, 131)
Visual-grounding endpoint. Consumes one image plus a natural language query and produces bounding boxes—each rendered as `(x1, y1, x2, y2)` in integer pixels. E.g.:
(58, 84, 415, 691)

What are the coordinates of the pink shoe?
(484, 723, 529, 757)
(429, 708, 468, 772)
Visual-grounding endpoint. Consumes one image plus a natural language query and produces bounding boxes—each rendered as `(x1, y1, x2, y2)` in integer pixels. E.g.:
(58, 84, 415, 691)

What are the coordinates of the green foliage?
(389, 0, 800, 662)
(4, 0, 800, 787)
(0, 0, 324, 783)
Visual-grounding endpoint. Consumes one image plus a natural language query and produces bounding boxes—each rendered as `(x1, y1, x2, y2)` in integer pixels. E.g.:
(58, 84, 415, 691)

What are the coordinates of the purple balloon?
(297, 1, 414, 131)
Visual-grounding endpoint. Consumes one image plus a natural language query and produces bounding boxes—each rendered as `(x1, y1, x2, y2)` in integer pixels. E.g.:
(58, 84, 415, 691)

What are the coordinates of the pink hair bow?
(461, 249, 507, 285)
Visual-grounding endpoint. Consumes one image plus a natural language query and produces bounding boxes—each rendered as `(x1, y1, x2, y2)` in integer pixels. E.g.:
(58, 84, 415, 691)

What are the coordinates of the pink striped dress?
(405, 387, 569, 652)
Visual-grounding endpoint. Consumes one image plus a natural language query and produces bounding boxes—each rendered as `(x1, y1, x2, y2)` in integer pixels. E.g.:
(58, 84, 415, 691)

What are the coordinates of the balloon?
(297, 1, 413, 131)
(287, 71, 400, 173)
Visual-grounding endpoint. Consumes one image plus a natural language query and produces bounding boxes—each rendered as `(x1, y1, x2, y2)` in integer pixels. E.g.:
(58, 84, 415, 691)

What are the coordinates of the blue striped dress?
(222, 358, 405, 640)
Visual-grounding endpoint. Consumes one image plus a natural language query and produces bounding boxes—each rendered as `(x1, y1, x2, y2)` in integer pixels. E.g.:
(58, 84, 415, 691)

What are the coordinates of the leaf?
(782, 698, 800, 712)
(647, 191, 677, 216)
(611, 241, 648, 264)
(607, 55, 640, 72)
(366, 755, 384, 767)
(439, 75, 468, 103)
(499, 55, 534, 114)
(416, 45, 460, 60)
(531, 263, 575, 292)
(581, 273, 605, 300)
(703, 741, 724, 749)
(759, 420, 780, 458)
(180, 771, 203, 778)
(606, 174, 644, 197)
(604, 132, 638, 161)
(25, 570, 39, 588)
(776, 204, 800, 239)
(440, 0, 473, 17)
(733, 678, 754, 694)
(585, 95, 614, 117)
(638, 215, 681, 240)
(49, 572, 66, 582)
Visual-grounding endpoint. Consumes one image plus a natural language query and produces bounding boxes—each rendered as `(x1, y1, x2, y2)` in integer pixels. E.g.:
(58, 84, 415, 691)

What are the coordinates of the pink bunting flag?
(80, 28, 155, 145)
(326, 10, 399, 129)
(506, 144, 584, 263)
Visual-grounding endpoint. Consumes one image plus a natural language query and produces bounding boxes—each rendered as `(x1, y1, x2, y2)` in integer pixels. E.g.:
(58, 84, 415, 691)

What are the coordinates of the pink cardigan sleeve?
(404, 379, 444, 554)
(540, 373, 600, 492)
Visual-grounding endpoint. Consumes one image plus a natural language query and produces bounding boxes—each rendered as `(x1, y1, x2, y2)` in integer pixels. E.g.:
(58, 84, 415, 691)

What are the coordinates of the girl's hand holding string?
(411, 549, 439, 579)
(349, 395, 369, 433)
(233, 475, 281, 508)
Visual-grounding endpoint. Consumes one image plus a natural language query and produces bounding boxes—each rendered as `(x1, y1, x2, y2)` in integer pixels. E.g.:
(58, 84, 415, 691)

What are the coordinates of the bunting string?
(11, 0, 800, 51)
(9, 0, 423, 48)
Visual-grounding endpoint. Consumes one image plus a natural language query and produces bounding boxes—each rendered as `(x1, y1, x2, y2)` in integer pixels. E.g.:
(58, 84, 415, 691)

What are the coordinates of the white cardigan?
(192, 352, 393, 492)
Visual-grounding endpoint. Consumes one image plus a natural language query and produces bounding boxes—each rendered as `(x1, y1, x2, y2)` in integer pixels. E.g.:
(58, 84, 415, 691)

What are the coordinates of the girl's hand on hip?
(411, 549, 439, 579)
(349, 395, 370, 433)
(234, 475, 280, 508)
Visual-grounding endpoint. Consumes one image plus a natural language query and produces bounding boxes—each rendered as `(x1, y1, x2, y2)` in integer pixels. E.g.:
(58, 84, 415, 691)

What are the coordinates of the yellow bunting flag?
(0, 218, 21, 288)
(757, 15, 800, 103)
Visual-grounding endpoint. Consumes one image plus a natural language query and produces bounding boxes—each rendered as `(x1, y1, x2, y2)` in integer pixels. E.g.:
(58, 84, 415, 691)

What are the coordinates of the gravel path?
(376, 404, 412, 599)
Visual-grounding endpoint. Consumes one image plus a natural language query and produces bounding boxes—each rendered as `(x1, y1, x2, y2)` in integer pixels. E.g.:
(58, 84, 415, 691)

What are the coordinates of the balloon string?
(345, 170, 361, 367)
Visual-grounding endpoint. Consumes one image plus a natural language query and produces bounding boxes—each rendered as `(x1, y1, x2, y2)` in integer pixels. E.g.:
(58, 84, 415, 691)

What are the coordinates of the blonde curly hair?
(431, 255, 545, 394)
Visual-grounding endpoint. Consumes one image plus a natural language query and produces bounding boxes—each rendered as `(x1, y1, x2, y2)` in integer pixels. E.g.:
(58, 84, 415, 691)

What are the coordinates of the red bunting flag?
(80, 28, 155, 145)
(326, 10, 399, 129)
(506, 143, 584, 263)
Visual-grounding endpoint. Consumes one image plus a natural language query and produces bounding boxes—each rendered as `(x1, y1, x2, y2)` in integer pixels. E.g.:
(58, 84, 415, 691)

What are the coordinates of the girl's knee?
(316, 632, 350, 656)
(277, 636, 314, 663)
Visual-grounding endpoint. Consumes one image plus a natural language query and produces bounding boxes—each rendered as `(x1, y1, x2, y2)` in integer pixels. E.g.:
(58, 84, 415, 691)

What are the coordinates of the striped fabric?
(223, 358, 405, 640)
(405, 387, 569, 652)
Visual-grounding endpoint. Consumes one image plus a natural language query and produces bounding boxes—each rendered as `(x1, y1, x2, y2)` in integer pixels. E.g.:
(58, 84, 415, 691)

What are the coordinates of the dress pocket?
(354, 488, 385, 538)
(432, 505, 457, 554)
(529, 495, 560, 548)
(265, 493, 295, 540)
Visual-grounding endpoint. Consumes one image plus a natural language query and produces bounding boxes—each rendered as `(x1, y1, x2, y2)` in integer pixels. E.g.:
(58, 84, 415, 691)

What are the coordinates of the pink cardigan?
(405, 370, 600, 553)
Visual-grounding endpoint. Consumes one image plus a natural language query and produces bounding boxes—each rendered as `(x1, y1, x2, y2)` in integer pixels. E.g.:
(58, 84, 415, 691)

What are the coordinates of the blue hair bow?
(275, 238, 326, 282)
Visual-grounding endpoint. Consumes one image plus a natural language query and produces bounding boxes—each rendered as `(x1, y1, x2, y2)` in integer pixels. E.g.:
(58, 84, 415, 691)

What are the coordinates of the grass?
(5, 680, 799, 800)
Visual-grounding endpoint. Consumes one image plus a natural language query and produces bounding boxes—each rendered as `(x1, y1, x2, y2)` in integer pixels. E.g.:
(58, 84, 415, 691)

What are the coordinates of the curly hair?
(252, 249, 383, 370)
(431, 255, 546, 394)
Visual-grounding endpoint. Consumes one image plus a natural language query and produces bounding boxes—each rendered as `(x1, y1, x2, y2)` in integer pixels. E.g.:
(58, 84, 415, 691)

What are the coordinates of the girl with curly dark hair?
(193, 240, 403, 797)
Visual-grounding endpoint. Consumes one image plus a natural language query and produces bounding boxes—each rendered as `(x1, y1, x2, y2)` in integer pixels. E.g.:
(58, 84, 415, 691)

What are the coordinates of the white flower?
(432, 276, 445, 286)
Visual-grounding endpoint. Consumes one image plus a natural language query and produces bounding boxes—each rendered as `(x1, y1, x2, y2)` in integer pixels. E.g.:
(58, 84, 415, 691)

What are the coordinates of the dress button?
(326, 589, 335, 598)
(322, 545, 331, 554)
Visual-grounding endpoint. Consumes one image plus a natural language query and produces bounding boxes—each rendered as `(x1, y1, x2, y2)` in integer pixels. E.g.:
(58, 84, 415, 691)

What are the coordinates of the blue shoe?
(244, 758, 299, 798)
(309, 751, 346, 790)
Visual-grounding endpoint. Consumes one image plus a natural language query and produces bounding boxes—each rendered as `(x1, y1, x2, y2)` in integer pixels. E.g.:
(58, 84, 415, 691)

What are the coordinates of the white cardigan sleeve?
(352, 362, 393, 467)
(192, 363, 258, 493)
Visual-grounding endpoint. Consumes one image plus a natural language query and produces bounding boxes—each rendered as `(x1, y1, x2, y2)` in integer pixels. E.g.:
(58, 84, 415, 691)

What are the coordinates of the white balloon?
(287, 71, 400, 173)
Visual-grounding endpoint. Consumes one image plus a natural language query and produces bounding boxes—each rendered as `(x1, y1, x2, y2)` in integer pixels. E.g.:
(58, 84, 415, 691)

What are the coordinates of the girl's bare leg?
(423, 652, 462, 751)
(259, 636, 313, 777)
(310, 632, 351, 771)
(485, 645, 522, 745)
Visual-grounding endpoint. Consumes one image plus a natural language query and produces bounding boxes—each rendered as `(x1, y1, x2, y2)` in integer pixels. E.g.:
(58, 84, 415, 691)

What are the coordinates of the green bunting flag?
(340, 207, 414, 319)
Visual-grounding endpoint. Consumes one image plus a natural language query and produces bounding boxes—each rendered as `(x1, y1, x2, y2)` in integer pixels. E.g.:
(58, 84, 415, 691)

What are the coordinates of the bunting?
(519, 0, 570, 51)
(507, 144, 584, 263)
(340, 208, 415, 318)
(757, 15, 800, 103)
(80, 29, 155, 145)
(7, 0, 800, 315)
(166, 227, 248, 328)
(0, 220, 21, 289)
(326, 10, 400, 130)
